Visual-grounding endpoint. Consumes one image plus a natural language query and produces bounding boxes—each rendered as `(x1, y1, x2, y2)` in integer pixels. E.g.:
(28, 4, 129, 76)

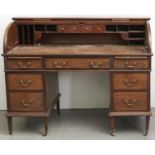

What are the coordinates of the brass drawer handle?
(73, 27, 77, 31)
(124, 79, 137, 87)
(18, 61, 31, 69)
(124, 99, 137, 106)
(61, 27, 65, 31)
(125, 61, 137, 69)
(85, 27, 89, 31)
(97, 27, 101, 31)
(53, 62, 66, 68)
(20, 99, 33, 108)
(19, 80, 32, 88)
(90, 62, 102, 68)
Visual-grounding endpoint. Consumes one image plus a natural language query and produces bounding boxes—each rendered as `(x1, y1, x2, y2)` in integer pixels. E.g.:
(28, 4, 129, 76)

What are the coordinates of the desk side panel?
(45, 72, 59, 111)
(3, 22, 18, 53)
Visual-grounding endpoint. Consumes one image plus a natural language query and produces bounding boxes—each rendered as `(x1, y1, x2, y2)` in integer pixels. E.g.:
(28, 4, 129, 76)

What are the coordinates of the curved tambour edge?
(3, 18, 152, 55)
(3, 22, 18, 53)
(146, 21, 152, 53)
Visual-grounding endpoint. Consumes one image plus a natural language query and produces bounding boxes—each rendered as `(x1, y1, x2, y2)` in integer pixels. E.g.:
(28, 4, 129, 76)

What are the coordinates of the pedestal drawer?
(7, 74, 43, 90)
(112, 92, 148, 111)
(9, 92, 44, 112)
(112, 73, 148, 90)
(45, 58, 110, 69)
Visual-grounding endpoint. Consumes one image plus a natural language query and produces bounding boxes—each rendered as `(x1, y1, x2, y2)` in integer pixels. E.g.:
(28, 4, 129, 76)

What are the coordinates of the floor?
(0, 109, 155, 140)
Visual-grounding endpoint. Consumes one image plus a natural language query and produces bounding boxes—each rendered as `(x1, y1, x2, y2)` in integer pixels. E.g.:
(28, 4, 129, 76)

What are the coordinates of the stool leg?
(7, 117, 13, 135)
(56, 99, 60, 114)
(43, 117, 48, 136)
(144, 116, 150, 136)
(110, 116, 116, 136)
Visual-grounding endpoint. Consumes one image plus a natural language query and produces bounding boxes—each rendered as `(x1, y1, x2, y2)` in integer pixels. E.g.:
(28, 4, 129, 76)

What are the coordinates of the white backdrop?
(0, 0, 155, 110)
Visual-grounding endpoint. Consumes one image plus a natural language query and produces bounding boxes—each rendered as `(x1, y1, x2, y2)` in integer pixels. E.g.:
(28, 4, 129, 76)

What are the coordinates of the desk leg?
(43, 117, 48, 136)
(110, 116, 116, 136)
(7, 116, 13, 135)
(144, 116, 150, 136)
(56, 98, 60, 114)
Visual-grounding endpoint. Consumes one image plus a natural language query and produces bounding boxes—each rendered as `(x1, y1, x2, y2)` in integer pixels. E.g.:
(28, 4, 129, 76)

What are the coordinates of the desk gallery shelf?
(16, 22, 146, 46)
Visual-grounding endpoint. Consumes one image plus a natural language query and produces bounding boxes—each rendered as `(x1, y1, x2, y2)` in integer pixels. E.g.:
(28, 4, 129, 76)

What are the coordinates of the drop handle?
(90, 62, 102, 68)
(20, 99, 33, 108)
(124, 79, 137, 87)
(97, 27, 101, 31)
(61, 27, 65, 31)
(19, 80, 32, 88)
(124, 99, 137, 106)
(125, 61, 137, 68)
(73, 27, 77, 31)
(18, 61, 31, 69)
(53, 62, 66, 68)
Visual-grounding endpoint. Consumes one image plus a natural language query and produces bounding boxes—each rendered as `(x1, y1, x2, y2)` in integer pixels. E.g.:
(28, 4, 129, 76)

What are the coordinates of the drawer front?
(7, 74, 43, 90)
(58, 24, 104, 33)
(113, 58, 149, 69)
(9, 92, 44, 112)
(45, 58, 111, 69)
(58, 25, 81, 33)
(82, 25, 104, 33)
(92, 25, 105, 33)
(112, 73, 148, 90)
(82, 25, 93, 33)
(113, 92, 148, 111)
(6, 58, 42, 69)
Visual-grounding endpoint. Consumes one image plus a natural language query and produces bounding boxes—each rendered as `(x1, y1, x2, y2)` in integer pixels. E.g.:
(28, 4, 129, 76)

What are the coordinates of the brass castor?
(143, 130, 148, 136)
(111, 130, 116, 136)
(9, 131, 13, 135)
(43, 132, 47, 136)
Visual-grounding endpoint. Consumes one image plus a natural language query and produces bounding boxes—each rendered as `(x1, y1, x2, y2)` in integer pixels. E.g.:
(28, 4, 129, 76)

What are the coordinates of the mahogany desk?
(2, 17, 152, 136)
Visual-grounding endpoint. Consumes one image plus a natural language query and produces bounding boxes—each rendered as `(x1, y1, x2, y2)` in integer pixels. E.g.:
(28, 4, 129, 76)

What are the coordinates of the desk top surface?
(5, 45, 150, 56)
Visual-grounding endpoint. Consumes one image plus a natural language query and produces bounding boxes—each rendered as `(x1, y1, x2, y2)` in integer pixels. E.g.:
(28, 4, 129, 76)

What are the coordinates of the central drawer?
(112, 92, 148, 111)
(7, 74, 43, 90)
(9, 92, 44, 112)
(45, 58, 111, 69)
(58, 25, 81, 33)
(58, 24, 105, 33)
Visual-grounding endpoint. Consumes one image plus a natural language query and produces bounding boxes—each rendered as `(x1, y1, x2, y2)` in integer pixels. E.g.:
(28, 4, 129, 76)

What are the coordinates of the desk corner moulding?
(2, 17, 152, 136)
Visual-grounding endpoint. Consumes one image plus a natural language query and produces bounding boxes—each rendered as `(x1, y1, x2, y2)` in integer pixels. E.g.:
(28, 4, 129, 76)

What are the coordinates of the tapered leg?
(43, 117, 48, 136)
(56, 99, 60, 114)
(110, 116, 116, 136)
(144, 116, 150, 136)
(7, 117, 13, 135)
